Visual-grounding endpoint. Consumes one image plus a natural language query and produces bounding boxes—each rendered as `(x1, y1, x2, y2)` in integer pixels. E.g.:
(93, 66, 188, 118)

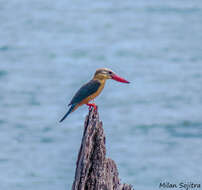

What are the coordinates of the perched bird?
(59, 68, 129, 122)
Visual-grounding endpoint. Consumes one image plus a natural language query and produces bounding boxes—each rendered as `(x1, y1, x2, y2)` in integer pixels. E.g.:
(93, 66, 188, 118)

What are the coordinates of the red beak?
(111, 74, 130, 83)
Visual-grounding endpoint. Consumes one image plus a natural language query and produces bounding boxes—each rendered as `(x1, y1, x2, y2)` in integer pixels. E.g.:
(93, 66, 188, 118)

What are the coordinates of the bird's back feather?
(68, 80, 101, 106)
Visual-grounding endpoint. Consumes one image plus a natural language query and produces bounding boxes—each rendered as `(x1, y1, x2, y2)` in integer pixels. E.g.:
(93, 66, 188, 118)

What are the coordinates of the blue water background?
(0, 0, 202, 190)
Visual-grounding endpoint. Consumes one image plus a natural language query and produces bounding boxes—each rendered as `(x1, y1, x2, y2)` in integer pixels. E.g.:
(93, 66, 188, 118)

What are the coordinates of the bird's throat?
(93, 76, 106, 85)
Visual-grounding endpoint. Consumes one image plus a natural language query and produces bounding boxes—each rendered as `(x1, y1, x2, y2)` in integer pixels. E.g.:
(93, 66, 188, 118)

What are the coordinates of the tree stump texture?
(72, 108, 134, 190)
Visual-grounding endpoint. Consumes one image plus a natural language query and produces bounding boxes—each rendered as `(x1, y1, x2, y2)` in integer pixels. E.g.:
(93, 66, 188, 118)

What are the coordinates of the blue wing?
(68, 80, 101, 106)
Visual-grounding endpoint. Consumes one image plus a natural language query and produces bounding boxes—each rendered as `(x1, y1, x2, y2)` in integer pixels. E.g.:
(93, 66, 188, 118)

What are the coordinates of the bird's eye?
(109, 71, 112, 75)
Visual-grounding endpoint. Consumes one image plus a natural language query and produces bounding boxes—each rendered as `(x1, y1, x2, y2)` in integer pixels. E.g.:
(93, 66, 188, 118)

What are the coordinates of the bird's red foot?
(86, 103, 97, 111)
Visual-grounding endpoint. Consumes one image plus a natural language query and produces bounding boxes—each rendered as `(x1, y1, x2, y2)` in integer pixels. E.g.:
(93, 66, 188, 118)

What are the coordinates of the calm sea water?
(0, 0, 202, 190)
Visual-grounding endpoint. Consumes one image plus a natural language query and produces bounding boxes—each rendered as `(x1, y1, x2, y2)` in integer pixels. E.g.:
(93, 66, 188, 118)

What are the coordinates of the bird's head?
(93, 68, 130, 83)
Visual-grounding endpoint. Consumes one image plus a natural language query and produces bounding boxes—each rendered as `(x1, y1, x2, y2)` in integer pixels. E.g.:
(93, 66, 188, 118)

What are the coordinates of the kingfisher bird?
(59, 68, 129, 122)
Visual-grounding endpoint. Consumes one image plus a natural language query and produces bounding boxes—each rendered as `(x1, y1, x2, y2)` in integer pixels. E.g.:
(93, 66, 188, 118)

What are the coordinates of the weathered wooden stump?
(72, 108, 134, 190)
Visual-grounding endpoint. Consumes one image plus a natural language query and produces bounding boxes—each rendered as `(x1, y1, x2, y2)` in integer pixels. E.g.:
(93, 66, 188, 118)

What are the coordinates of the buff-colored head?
(93, 68, 129, 83)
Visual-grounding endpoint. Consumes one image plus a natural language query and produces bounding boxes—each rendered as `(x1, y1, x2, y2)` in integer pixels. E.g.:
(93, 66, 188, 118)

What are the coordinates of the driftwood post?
(72, 108, 134, 190)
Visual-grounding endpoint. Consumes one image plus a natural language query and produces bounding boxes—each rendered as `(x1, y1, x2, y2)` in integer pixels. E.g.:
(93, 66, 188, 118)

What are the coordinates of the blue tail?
(59, 104, 76, 122)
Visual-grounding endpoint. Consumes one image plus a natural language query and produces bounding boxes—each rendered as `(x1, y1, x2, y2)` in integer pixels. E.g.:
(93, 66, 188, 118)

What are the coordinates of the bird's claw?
(86, 103, 97, 111)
